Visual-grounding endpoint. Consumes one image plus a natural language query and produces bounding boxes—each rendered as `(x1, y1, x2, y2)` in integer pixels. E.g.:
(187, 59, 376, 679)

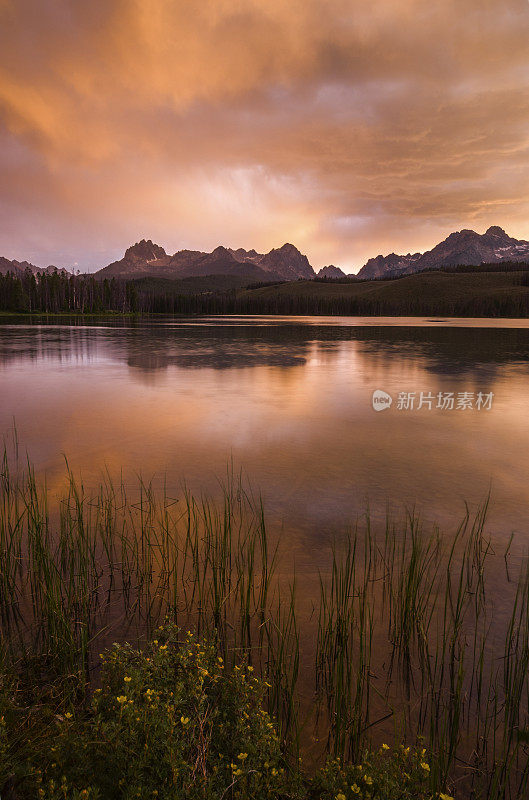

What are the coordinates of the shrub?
(38, 624, 296, 799)
(0, 625, 453, 799)
(311, 746, 450, 800)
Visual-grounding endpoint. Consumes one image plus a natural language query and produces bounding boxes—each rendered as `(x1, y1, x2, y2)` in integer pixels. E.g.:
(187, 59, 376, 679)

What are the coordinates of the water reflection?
(1, 316, 529, 550)
(3, 317, 529, 374)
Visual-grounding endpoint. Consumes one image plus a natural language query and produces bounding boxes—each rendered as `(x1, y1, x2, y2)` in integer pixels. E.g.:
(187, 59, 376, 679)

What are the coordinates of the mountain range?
(2, 226, 529, 283)
(357, 226, 529, 279)
(96, 240, 315, 282)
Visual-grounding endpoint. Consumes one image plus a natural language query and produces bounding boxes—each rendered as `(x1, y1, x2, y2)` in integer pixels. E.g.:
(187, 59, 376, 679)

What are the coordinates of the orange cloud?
(1, 0, 529, 271)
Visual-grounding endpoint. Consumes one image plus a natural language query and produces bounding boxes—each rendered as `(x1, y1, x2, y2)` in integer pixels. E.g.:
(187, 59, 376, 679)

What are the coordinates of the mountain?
(0, 256, 70, 277)
(415, 226, 529, 271)
(97, 239, 170, 278)
(165, 246, 271, 279)
(358, 252, 422, 280)
(37, 265, 71, 276)
(229, 247, 260, 260)
(0, 257, 36, 276)
(357, 227, 529, 279)
(96, 240, 316, 281)
(317, 265, 347, 279)
(257, 243, 315, 280)
(123, 239, 167, 264)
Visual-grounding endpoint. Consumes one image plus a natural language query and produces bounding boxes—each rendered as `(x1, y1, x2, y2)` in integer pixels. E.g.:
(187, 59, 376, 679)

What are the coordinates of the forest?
(2, 266, 529, 317)
(0, 270, 139, 313)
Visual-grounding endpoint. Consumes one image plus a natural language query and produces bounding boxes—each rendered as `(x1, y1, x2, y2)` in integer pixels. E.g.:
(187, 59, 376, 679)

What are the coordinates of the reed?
(1, 440, 528, 798)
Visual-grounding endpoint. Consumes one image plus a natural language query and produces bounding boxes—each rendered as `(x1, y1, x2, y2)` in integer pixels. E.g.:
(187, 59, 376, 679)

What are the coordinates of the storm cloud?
(1, 0, 529, 271)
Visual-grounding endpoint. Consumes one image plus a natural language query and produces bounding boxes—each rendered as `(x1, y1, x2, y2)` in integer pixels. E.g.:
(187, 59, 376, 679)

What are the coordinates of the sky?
(1, 0, 529, 273)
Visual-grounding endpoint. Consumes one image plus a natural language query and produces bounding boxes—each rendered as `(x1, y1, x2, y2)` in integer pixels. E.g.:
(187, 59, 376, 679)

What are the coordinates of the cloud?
(1, 0, 529, 271)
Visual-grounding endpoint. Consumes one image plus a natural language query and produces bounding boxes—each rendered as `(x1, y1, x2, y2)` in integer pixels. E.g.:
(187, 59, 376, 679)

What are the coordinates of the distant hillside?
(234, 268, 529, 317)
(358, 226, 529, 279)
(0, 257, 70, 277)
(129, 265, 529, 317)
(131, 274, 252, 296)
(96, 240, 316, 281)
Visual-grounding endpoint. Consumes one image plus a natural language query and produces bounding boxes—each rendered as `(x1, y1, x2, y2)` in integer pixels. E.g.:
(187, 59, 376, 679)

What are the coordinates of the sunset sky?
(1, 0, 529, 273)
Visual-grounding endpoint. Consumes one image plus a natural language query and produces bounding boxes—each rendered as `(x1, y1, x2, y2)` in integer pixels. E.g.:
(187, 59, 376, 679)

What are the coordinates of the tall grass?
(1, 440, 528, 798)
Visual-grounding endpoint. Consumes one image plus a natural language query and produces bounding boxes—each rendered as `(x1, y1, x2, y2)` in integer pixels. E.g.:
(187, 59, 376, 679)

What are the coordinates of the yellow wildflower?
(439, 795, 454, 800)
(238, 753, 248, 760)
(116, 696, 127, 704)
(351, 785, 360, 795)
(381, 743, 389, 750)
(124, 677, 132, 683)
(421, 762, 430, 773)
(64, 712, 72, 719)
(336, 794, 346, 800)
(364, 775, 373, 785)
(180, 716, 190, 725)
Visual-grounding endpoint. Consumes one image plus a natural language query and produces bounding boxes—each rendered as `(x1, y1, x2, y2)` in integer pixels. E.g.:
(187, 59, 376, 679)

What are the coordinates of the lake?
(3, 314, 529, 791)
(1, 315, 529, 554)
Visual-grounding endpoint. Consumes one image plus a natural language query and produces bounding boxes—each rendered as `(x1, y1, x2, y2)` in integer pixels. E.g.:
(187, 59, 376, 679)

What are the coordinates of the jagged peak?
(276, 242, 300, 253)
(124, 239, 166, 260)
(318, 264, 346, 278)
(445, 229, 477, 239)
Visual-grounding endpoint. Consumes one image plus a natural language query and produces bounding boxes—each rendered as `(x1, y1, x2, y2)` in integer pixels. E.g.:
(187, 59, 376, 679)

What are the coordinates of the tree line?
(2, 268, 529, 318)
(139, 288, 529, 318)
(0, 271, 139, 313)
